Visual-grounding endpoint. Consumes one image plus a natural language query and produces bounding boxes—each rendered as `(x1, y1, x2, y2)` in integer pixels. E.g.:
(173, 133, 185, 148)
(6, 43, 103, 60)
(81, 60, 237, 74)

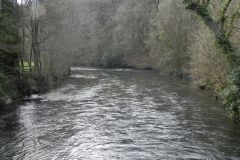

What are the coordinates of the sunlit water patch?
(70, 74, 98, 79)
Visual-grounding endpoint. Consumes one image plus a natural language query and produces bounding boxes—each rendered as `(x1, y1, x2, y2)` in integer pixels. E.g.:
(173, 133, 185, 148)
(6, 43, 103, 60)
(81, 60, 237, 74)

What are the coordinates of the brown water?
(0, 68, 240, 160)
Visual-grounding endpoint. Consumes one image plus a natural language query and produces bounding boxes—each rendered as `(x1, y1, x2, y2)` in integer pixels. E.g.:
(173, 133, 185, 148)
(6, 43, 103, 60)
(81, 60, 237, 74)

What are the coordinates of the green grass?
(19, 61, 35, 72)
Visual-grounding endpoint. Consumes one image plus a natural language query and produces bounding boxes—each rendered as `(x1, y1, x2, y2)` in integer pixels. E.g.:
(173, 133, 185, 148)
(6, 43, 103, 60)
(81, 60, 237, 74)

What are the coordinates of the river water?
(0, 68, 240, 160)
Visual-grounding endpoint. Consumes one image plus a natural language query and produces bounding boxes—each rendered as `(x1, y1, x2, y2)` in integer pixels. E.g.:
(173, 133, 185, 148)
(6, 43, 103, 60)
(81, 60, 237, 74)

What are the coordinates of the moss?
(185, 2, 212, 23)
(215, 33, 233, 53)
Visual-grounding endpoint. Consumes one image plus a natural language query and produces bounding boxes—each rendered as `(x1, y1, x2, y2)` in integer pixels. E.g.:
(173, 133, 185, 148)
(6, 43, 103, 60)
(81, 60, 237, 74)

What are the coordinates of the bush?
(221, 84, 240, 120)
(231, 67, 240, 88)
(100, 52, 124, 68)
(190, 22, 230, 92)
(220, 68, 240, 120)
(0, 72, 16, 105)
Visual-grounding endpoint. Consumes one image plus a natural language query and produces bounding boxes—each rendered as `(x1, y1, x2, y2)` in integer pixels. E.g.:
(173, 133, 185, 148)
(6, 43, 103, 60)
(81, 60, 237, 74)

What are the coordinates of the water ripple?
(0, 69, 240, 160)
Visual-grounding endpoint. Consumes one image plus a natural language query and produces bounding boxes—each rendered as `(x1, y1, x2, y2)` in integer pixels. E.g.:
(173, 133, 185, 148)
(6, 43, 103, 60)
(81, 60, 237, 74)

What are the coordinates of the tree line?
(0, 0, 74, 104)
(0, 0, 239, 120)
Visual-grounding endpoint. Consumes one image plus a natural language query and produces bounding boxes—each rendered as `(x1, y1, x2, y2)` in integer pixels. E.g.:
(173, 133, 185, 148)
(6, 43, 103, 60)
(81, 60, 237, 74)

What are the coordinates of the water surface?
(1, 68, 240, 160)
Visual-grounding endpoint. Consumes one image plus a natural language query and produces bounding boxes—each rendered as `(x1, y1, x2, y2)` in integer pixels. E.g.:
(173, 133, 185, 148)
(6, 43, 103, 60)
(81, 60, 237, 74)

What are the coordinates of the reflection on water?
(0, 68, 240, 160)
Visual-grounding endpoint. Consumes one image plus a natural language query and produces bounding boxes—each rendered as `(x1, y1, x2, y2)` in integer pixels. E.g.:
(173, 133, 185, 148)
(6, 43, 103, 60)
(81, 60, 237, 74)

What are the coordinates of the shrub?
(0, 72, 16, 105)
(190, 22, 230, 92)
(221, 84, 240, 119)
(100, 52, 124, 68)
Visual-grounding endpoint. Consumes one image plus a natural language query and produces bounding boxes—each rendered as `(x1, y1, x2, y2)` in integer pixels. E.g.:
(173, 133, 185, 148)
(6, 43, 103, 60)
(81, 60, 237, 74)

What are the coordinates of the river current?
(0, 68, 240, 160)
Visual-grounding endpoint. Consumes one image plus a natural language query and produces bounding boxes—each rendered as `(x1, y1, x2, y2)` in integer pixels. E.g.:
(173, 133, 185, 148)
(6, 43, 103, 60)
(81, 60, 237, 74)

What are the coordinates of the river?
(0, 68, 240, 160)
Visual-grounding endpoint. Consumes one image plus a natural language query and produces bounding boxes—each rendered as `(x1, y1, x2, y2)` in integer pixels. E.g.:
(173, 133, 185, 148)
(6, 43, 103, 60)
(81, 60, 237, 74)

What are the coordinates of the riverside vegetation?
(0, 0, 240, 120)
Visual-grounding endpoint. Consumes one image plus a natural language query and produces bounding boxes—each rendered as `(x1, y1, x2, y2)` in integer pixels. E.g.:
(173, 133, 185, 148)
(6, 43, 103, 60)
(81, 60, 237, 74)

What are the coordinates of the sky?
(17, 0, 22, 4)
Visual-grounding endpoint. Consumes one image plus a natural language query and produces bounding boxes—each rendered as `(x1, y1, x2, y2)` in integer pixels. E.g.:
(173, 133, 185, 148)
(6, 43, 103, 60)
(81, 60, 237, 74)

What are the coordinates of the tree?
(0, 0, 19, 104)
(183, 0, 240, 119)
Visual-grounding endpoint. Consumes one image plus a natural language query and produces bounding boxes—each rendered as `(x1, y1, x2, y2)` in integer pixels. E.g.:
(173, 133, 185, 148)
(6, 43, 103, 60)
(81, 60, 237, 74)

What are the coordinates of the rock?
(6, 99, 12, 105)
(4, 96, 13, 105)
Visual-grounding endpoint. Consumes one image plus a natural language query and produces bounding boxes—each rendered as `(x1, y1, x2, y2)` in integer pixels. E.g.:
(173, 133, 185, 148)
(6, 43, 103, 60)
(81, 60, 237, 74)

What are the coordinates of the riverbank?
(0, 73, 69, 107)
